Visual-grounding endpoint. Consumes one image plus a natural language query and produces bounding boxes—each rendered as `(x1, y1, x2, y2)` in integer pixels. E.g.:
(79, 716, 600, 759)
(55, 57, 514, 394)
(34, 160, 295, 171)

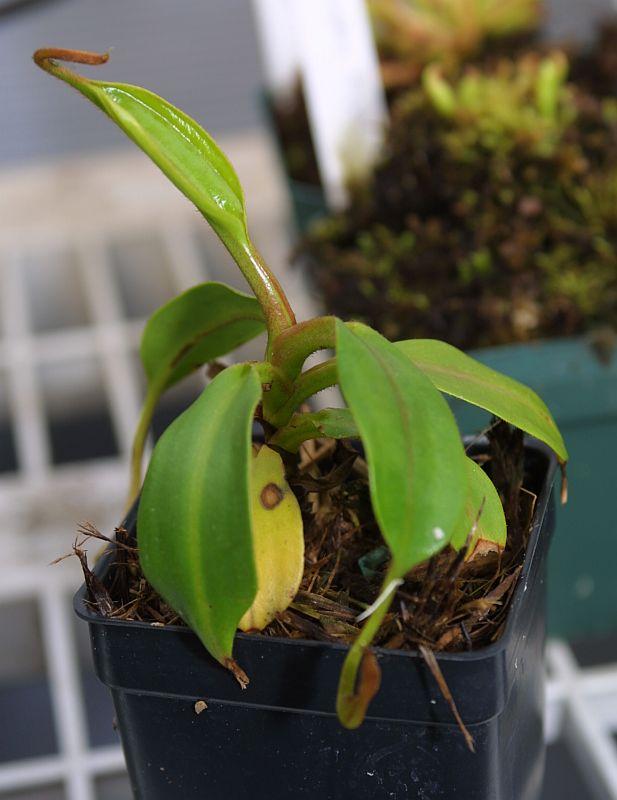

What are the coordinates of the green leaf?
(137, 364, 261, 678)
(338, 323, 467, 573)
(269, 408, 358, 452)
(451, 458, 507, 553)
(271, 407, 506, 556)
(335, 322, 468, 729)
(396, 339, 568, 462)
(44, 59, 248, 248)
(141, 282, 265, 393)
(34, 50, 297, 345)
(128, 282, 265, 504)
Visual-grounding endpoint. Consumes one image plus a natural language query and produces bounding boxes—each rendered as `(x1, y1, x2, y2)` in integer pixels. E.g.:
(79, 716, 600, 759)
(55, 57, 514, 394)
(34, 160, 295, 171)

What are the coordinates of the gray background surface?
(0, 0, 264, 166)
(1, 0, 616, 167)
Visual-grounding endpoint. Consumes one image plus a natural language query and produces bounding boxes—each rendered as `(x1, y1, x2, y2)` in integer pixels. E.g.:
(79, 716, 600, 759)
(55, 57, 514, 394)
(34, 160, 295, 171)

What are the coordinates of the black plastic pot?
(76, 440, 556, 800)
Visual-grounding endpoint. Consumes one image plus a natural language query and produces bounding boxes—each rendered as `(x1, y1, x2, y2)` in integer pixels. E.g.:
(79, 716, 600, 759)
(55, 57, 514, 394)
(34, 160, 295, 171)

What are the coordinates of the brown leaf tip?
(224, 658, 250, 690)
(560, 463, 568, 505)
(34, 47, 110, 70)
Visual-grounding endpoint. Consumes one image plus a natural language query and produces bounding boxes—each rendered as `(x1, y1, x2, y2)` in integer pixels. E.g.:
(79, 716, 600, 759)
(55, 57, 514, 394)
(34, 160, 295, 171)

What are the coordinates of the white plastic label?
(292, 0, 387, 209)
(251, 0, 300, 102)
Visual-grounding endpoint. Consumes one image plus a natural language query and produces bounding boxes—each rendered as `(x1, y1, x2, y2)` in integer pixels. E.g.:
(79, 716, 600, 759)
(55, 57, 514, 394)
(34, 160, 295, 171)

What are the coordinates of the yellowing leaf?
(239, 445, 304, 632)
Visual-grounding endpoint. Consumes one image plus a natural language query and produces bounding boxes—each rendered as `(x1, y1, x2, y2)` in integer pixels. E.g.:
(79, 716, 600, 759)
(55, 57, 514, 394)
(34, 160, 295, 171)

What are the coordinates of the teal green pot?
(287, 180, 328, 233)
(452, 336, 617, 640)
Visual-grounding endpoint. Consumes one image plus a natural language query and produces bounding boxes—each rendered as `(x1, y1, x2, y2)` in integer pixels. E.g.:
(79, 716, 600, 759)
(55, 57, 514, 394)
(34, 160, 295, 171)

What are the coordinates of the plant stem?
(224, 239, 296, 355)
(126, 382, 161, 510)
(263, 317, 336, 423)
(337, 563, 400, 729)
(270, 316, 336, 379)
(267, 358, 338, 427)
(34, 49, 297, 353)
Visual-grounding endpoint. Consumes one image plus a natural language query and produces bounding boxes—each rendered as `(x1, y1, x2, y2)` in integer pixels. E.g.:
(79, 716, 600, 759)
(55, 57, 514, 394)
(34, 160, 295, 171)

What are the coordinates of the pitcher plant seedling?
(35, 48, 567, 728)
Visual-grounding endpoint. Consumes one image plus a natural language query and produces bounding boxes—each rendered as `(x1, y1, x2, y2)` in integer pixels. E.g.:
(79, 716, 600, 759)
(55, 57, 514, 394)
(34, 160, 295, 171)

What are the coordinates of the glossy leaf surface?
(337, 323, 468, 573)
(41, 56, 249, 247)
(396, 339, 568, 462)
(34, 49, 296, 342)
(335, 322, 468, 727)
(137, 364, 261, 671)
(239, 446, 304, 631)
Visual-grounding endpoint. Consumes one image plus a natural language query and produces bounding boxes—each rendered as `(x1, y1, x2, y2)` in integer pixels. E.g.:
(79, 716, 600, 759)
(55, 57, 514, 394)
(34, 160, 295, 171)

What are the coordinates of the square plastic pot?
(75, 440, 556, 800)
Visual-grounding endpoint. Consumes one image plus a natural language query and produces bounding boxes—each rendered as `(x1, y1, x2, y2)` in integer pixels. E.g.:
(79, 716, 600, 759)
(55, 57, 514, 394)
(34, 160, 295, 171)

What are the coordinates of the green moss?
(424, 54, 575, 158)
(459, 248, 493, 284)
(303, 49, 617, 349)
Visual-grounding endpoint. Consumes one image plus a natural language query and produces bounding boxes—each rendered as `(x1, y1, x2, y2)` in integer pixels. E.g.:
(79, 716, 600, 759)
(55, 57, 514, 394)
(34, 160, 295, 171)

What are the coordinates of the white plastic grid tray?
(0, 133, 615, 800)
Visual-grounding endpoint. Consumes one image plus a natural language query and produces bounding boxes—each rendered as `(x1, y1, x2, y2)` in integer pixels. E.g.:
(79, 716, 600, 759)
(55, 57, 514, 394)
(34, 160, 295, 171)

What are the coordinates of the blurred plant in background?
(369, 0, 542, 88)
(302, 52, 617, 349)
(422, 53, 573, 157)
(273, 0, 542, 186)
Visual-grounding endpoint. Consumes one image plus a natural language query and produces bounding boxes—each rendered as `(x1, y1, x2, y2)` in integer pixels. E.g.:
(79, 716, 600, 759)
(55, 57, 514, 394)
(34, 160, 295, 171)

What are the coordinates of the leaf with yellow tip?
(239, 445, 304, 632)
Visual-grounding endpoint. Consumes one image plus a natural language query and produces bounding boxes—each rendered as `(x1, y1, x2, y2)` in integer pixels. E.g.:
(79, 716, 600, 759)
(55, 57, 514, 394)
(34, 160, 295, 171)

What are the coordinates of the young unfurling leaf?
(33, 48, 295, 343)
(269, 408, 358, 452)
(34, 49, 248, 248)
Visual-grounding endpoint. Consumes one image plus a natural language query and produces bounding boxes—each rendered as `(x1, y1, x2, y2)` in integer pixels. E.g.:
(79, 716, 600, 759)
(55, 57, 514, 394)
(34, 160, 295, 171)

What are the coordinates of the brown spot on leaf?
(260, 483, 284, 509)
